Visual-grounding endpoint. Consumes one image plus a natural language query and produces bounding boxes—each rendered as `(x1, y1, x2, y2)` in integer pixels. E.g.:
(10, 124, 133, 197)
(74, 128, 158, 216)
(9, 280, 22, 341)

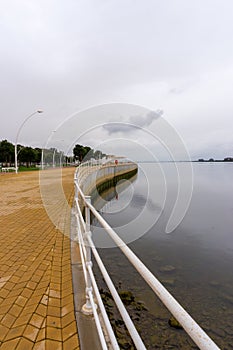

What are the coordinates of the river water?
(92, 162, 233, 349)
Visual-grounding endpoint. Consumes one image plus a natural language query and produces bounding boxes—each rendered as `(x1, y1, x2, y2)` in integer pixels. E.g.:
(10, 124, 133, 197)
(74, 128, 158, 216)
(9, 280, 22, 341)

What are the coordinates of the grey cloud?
(129, 110, 163, 127)
(103, 123, 133, 135)
(1, 0, 233, 159)
(103, 110, 163, 135)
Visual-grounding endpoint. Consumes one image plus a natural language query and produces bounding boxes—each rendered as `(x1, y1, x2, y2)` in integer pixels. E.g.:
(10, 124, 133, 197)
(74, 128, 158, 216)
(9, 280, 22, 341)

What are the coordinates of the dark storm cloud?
(103, 110, 163, 135)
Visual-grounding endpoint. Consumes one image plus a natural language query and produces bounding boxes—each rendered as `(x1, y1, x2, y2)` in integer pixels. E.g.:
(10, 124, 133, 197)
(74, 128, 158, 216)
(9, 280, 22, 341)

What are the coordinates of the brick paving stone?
(4, 325, 26, 341)
(1, 313, 16, 328)
(0, 289, 10, 299)
(0, 325, 9, 341)
(63, 334, 79, 350)
(0, 169, 79, 349)
(47, 326, 62, 341)
(35, 305, 47, 318)
(47, 316, 61, 329)
(62, 321, 78, 342)
(0, 304, 11, 315)
(8, 304, 23, 318)
(61, 295, 74, 307)
(23, 324, 40, 342)
(16, 337, 34, 350)
(61, 312, 75, 328)
(15, 295, 28, 307)
(30, 314, 44, 329)
(32, 340, 45, 350)
(45, 339, 62, 350)
(47, 306, 61, 318)
(61, 303, 74, 317)
(21, 304, 37, 316)
(36, 327, 45, 342)
(0, 338, 20, 350)
(12, 313, 32, 328)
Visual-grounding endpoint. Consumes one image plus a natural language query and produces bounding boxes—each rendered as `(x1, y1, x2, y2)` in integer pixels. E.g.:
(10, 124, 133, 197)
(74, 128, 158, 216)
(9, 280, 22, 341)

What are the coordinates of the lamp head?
(37, 109, 43, 113)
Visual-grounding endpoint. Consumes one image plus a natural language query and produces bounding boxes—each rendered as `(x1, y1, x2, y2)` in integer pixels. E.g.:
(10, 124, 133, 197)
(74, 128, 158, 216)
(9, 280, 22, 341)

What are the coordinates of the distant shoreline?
(196, 157, 233, 163)
(136, 159, 233, 163)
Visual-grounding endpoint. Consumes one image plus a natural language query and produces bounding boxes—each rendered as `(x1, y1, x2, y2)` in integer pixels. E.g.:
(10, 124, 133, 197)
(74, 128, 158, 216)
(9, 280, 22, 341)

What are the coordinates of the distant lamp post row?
(51, 131, 65, 168)
(15, 110, 43, 174)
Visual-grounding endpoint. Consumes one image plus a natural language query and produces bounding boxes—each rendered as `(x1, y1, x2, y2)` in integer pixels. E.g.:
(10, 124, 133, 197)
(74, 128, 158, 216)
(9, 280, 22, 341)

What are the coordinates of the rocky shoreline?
(99, 285, 197, 349)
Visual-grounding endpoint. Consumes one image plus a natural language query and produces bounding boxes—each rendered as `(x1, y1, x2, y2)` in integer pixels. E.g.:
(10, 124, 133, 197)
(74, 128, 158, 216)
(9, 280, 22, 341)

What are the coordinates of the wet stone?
(225, 326, 233, 336)
(150, 334, 159, 345)
(118, 337, 134, 349)
(119, 291, 135, 305)
(222, 293, 233, 305)
(161, 278, 175, 286)
(152, 256, 162, 263)
(209, 280, 220, 287)
(168, 316, 183, 329)
(212, 328, 226, 338)
(159, 265, 176, 273)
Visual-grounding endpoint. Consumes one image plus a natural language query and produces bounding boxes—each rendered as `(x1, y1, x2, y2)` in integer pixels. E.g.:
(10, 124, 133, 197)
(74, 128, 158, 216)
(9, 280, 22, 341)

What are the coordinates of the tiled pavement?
(0, 168, 79, 350)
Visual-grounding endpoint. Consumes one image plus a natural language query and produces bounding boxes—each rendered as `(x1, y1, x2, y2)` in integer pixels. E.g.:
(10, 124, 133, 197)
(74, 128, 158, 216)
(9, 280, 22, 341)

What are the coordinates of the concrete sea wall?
(78, 162, 138, 198)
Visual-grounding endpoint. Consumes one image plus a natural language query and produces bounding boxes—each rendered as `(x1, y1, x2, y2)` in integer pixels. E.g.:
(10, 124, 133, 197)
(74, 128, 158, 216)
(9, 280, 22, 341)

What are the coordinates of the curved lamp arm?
(15, 110, 43, 173)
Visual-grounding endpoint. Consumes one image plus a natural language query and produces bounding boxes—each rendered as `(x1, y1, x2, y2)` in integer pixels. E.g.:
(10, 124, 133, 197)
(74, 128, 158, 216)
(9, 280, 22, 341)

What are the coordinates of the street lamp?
(52, 138, 64, 168)
(15, 110, 43, 174)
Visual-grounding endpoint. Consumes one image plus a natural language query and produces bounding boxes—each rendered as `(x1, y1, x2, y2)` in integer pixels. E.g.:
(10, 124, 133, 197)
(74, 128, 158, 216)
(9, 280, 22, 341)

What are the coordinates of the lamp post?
(15, 110, 43, 174)
(51, 137, 65, 168)
(52, 149, 56, 168)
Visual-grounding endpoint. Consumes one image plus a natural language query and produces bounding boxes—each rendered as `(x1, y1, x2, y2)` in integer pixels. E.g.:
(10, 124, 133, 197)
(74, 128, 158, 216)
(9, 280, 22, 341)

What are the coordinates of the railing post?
(82, 195, 96, 315)
(74, 174, 78, 200)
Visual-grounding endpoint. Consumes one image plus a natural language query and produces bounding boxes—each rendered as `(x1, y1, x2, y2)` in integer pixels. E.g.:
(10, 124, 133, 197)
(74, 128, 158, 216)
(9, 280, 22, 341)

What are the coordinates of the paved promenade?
(0, 168, 79, 350)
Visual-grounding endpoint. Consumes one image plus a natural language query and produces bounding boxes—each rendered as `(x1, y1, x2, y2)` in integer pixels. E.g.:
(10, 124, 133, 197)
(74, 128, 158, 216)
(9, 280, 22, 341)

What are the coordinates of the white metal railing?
(73, 161, 220, 350)
(0, 166, 17, 172)
(76, 157, 137, 194)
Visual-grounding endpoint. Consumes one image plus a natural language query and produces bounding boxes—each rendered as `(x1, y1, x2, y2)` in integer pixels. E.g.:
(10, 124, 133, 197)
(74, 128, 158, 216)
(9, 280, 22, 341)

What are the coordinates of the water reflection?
(93, 163, 233, 349)
(93, 173, 137, 214)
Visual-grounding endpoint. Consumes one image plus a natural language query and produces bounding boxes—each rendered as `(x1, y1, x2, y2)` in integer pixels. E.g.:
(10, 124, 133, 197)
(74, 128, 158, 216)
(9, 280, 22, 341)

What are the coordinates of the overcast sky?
(1, 0, 233, 160)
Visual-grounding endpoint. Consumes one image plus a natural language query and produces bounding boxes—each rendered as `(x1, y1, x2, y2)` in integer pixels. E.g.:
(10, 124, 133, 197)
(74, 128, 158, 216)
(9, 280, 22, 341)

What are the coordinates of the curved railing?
(73, 160, 220, 350)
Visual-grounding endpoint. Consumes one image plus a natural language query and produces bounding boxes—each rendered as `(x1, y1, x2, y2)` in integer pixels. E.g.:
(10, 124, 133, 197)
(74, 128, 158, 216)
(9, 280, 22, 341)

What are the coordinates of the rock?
(168, 316, 183, 329)
(115, 328, 125, 338)
(225, 326, 233, 336)
(212, 328, 225, 338)
(152, 256, 162, 262)
(161, 278, 175, 286)
(222, 293, 233, 305)
(119, 290, 135, 305)
(105, 300, 113, 308)
(132, 316, 140, 322)
(209, 280, 220, 287)
(150, 334, 159, 345)
(201, 310, 209, 317)
(100, 289, 113, 300)
(135, 301, 148, 311)
(115, 319, 124, 326)
(118, 338, 133, 349)
(159, 265, 176, 273)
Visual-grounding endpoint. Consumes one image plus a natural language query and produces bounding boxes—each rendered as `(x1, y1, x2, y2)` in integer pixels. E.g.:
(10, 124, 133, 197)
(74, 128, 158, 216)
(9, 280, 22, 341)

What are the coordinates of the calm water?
(92, 162, 233, 349)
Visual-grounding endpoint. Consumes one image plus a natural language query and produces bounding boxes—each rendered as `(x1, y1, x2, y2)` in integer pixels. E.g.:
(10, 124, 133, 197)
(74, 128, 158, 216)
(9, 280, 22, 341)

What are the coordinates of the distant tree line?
(0, 139, 107, 167)
(73, 144, 106, 162)
(198, 157, 233, 162)
(0, 140, 42, 167)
